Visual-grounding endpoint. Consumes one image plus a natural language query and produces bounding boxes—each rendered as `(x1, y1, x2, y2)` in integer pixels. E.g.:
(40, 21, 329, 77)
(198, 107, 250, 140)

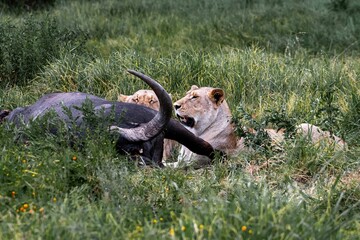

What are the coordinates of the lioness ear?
(208, 88, 225, 106)
(118, 94, 130, 102)
(190, 85, 199, 91)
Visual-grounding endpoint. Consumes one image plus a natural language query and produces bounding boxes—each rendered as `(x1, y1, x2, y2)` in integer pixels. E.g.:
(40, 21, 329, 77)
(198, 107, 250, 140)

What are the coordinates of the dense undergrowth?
(0, 0, 359, 239)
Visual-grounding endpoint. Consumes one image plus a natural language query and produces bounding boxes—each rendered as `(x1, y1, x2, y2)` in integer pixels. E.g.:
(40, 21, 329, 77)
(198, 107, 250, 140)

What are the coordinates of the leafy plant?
(232, 104, 272, 154)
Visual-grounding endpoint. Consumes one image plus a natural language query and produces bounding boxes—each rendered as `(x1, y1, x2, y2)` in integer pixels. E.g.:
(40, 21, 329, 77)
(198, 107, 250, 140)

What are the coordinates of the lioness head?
(118, 89, 160, 110)
(174, 85, 231, 136)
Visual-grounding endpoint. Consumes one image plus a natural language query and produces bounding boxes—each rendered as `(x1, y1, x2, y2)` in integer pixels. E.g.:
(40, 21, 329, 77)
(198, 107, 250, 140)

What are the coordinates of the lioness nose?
(174, 104, 181, 110)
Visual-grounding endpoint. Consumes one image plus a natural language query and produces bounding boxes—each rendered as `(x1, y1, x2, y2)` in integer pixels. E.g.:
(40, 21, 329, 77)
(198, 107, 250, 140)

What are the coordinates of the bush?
(0, 16, 87, 86)
(1, 0, 56, 10)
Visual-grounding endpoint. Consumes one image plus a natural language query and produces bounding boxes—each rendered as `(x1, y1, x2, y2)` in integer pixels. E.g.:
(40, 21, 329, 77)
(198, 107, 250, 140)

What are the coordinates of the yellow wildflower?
(181, 226, 186, 231)
(39, 207, 44, 214)
(241, 226, 247, 232)
(169, 227, 175, 237)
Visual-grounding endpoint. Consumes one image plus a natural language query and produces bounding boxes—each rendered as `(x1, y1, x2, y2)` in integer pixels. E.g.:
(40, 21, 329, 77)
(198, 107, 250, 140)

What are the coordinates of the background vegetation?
(0, 0, 359, 239)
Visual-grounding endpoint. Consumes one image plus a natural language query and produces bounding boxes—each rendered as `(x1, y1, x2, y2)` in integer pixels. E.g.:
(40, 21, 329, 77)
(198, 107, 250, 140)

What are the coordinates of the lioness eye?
(191, 95, 198, 99)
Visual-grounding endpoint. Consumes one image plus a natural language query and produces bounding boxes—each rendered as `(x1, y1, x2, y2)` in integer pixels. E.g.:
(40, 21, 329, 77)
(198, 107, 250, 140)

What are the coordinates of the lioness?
(170, 85, 346, 167)
(118, 89, 177, 160)
(118, 90, 160, 110)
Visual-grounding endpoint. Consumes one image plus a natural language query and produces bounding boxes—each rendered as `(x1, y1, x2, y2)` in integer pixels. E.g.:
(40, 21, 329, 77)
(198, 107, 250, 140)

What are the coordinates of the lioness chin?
(167, 85, 346, 168)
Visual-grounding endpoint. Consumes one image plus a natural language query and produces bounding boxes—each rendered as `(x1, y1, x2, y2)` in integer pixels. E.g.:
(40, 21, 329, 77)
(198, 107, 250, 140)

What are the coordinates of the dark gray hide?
(4, 70, 216, 166)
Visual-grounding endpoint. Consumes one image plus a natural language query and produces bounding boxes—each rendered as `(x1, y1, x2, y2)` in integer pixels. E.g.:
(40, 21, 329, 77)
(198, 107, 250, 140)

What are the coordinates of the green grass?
(1, 0, 360, 239)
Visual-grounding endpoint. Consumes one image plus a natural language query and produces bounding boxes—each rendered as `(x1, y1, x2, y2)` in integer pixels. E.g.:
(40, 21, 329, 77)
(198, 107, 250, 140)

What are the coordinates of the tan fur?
(295, 123, 346, 148)
(118, 89, 160, 110)
(118, 90, 177, 161)
(169, 86, 346, 167)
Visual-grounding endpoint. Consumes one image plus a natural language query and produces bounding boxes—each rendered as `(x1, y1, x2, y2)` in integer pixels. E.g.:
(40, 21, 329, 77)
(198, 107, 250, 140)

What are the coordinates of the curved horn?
(110, 70, 173, 142)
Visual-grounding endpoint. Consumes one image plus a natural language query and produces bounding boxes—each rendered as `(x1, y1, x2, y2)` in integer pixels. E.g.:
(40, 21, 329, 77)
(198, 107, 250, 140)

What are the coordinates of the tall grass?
(48, 0, 360, 55)
(0, 15, 87, 86)
(0, 0, 359, 239)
